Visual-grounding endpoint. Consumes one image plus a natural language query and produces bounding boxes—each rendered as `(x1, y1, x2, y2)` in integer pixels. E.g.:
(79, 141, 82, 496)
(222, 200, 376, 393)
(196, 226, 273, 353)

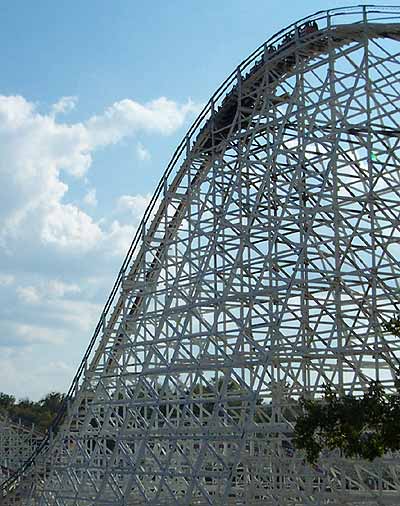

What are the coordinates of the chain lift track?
(3, 5, 400, 505)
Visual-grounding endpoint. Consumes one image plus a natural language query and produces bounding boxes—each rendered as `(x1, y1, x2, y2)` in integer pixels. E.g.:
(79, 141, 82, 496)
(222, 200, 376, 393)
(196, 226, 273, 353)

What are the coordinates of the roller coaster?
(0, 416, 43, 489)
(2, 4, 400, 505)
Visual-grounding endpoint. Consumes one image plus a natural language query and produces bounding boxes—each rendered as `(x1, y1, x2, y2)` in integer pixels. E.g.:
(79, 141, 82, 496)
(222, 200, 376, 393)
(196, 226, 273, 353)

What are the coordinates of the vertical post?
(210, 98, 215, 150)
(237, 66, 242, 133)
(186, 134, 190, 158)
(327, 8, 344, 395)
(363, 6, 378, 381)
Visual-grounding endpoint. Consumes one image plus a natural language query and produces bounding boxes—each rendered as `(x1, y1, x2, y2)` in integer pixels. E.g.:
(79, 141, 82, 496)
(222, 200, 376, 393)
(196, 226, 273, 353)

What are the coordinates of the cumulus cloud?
(16, 280, 80, 308)
(47, 280, 81, 298)
(13, 282, 100, 345)
(48, 298, 101, 333)
(17, 285, 41, 304)
(101, 220, 137, 258)
(86, 97, 201, 147)
(136, 142, 150, 161)
(0, 273, 14, 286)
(0, 92, 200, 399)
(51, 96, 78, 116)
(83, 188, 98, 207)
(0, 95, 92, 248)
(0, 347, 74, 399)
(117, 193, 152, 219)
(15, 323, 64, 345)
(98, 193, 154, 257)
(0, 94, 199, 254)
(41, 202, 102, 252)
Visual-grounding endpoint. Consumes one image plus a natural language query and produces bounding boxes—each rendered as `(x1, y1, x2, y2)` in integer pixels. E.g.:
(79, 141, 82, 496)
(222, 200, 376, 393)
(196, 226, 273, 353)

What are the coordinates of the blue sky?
(1, 0, 399, 400)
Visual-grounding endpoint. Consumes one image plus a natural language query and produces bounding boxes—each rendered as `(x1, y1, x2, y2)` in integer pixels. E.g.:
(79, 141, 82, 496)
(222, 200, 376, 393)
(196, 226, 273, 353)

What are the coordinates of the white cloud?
(0, 94, 199, 254)
(51, 298, 101, 333)
(41, 202, 102, 252)
(51, 96, 78, 116)
(16, 280, 80, 306)
(0, 92, 200, 400)
(15, 323, 64, 345)
(83, 188, 97, 207)
(0, 347, 74, 400)
(16, 285, 41, 304)
(136, 142, 150, 161)
(102, 220, 136, 258)
(117, 193, 152, 219)
(47, 280, 80, 298)
(85, 97, 201, 147)
(0, 273, 14, 286)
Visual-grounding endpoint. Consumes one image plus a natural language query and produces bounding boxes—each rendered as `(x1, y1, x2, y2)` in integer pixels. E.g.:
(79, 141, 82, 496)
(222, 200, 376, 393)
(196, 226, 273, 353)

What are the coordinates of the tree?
(293, 381, 400, 463)
(40, 392, 65, 415)
(0, 391, 65, 433)
(294, 316, 400, 463)
(0, 392, 16, 410)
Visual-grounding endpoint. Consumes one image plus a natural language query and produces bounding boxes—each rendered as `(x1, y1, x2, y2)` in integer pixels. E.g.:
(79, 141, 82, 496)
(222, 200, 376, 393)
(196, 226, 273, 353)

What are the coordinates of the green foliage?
(294, 382, 396, 462)
(294, 315, 400, 463)
(0, 392, 16, 410)
(0, 391, 65, 433)
(383, 316, 400, 338)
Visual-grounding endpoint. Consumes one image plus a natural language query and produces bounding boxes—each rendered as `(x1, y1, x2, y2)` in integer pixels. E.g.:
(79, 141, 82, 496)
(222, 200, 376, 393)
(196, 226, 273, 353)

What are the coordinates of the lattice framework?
(0, 415, 43, 504)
